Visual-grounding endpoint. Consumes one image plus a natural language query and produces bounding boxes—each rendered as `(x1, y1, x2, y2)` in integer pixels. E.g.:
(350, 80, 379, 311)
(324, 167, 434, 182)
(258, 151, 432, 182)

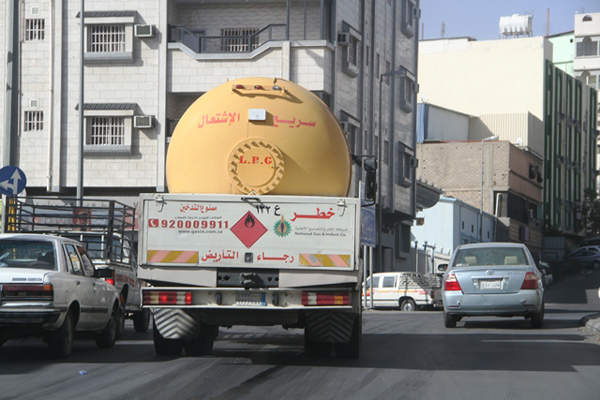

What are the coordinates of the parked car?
(363, 272, 442, 311)
(0, 233, 121, 358)
(579, 237, 600, 247)
(564, 246, 600, 270)
(537, 261, 554, 286)
(440, 242, 544, 329)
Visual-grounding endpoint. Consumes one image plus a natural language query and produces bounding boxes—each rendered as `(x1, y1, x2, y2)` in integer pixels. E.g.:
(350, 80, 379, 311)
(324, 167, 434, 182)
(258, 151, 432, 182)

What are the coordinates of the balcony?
(168, 24, 287, 54)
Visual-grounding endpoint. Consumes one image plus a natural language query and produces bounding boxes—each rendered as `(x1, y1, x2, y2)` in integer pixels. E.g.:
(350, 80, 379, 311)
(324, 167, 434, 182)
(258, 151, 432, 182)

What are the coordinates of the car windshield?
(0, 240, 57, 270)
(453, 247, 528, 267)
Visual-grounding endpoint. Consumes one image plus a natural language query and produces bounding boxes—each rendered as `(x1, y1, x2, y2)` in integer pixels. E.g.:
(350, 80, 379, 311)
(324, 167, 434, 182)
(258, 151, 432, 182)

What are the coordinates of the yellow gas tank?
(166, 77, 351, 196)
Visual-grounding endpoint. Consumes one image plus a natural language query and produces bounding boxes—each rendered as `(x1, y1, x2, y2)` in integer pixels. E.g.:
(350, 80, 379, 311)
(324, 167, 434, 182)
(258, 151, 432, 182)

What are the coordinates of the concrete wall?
(418, 37, 551, 122)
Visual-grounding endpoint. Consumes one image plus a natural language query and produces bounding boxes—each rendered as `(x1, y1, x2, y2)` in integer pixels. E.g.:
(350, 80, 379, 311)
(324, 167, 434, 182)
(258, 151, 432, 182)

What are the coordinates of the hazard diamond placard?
(230, 211, 267, 248)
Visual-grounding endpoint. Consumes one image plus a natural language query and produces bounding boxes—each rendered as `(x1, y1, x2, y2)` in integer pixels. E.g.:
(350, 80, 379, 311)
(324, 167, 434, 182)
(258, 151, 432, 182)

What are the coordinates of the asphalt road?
(1, 269, 600, 400)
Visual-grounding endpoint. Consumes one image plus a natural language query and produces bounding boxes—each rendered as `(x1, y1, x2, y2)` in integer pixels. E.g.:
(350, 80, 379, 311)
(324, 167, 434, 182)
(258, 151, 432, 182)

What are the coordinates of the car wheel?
(400, 298, 416, 312)
(48, 310, 74, 359)
(153, 321, 184, 356)
(96, 308, 117, 349)
(184, 324, 214, 356)
(133, 309, 151, 333)
(444, 311, 457, 328)
(531, 302, 545, 329)
(334, 315, 361, 359)
(304, 328, 333, 359)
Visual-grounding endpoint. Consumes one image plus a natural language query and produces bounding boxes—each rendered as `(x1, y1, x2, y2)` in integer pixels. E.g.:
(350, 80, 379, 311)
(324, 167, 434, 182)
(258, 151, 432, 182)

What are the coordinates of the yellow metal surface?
(166, 77, 351, 196)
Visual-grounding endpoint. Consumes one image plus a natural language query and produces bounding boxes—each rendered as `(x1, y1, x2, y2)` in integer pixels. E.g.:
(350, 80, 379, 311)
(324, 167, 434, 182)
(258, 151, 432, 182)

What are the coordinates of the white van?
(363, 272, 442, 311)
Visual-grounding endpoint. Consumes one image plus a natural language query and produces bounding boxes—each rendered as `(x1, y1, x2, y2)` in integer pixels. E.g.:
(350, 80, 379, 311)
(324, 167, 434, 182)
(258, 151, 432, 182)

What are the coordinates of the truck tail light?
(444, 273, 462, 292)
(520, 272, 539, 290)
(2, 284, 54, 300)
(144, 291, 192, 305)
(302, 292, 350, 306)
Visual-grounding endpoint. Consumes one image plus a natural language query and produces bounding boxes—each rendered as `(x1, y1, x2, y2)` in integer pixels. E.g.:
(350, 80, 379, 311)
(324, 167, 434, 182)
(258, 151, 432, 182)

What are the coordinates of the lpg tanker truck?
(138, 77, 366, 358)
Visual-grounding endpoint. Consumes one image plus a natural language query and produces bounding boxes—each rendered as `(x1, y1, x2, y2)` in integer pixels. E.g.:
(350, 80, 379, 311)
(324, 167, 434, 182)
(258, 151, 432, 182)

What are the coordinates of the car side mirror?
(95, 268, 114, 278)
(437, 264, 448, 273)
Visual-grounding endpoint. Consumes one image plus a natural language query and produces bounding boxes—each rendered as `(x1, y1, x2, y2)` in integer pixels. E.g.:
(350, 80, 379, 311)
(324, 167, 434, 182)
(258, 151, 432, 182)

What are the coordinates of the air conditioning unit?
(134, 24, 155, 38)
(134, 115, 153, 129)
(340, 121, 350, 132)
(337, 32, 351, 46)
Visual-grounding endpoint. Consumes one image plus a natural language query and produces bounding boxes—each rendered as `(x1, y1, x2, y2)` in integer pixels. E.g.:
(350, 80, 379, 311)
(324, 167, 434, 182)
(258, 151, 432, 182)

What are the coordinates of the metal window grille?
(221, 28, 259, 52)
(87, 117, 125, 145)
(24, 111, 44, 131)
(88, 25, 126, 53)
(25, 19, 45, 41)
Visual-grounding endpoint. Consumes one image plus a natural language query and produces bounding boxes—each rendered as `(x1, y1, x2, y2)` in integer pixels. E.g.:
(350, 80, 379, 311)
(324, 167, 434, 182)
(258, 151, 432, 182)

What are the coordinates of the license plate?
(480, 279, 502, 290)
(236, 292, 265, 306)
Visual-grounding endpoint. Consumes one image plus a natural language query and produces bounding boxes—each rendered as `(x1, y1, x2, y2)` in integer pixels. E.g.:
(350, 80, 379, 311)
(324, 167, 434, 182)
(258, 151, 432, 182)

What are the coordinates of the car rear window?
(453, 247, 528, 267)
(0, 240, 56, 270)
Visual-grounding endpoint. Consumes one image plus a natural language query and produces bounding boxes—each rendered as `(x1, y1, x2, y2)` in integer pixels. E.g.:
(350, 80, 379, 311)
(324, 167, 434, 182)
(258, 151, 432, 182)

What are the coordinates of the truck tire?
(96, 307, 117, 349)
(304, 328, 333, 359)
(334, 315, 361, 359)
(400, 298, 416, 312)
(133, 309, 151, 333)
(48, 310, 74, 359)
(153, 321, 184, 356)
(116, 305, 126, 339)
(184, 324, 214, 356)
(444, 311, 457, 328)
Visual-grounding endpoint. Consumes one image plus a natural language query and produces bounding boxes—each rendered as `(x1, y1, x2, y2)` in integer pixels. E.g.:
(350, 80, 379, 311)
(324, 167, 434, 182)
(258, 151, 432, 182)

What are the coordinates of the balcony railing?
(169, 24, 287, 54)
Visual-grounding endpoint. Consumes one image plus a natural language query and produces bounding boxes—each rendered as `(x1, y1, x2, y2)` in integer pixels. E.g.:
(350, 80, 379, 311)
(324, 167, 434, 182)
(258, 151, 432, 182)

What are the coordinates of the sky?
(419, 0, 600, 41)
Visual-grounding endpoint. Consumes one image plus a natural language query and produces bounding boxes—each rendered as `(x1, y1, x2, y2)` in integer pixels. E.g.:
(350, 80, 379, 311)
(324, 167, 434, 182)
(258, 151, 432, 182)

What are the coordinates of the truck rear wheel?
(334, 315, 361, 359)
(133, 309, 151, 333)
(304, 328, 333, 359)
(153, 321, 184, 356)
(184, 324, 214, 356)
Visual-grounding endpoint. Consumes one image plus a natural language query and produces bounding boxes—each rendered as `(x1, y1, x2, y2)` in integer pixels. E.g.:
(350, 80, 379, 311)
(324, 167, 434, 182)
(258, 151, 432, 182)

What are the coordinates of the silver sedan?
(441, 242, 544, 328)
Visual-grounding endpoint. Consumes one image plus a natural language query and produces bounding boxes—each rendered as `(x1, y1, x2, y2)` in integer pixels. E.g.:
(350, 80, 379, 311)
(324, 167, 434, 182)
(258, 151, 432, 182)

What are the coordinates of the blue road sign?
(361, 205, 376, 247)
(0, 166, 27, 196)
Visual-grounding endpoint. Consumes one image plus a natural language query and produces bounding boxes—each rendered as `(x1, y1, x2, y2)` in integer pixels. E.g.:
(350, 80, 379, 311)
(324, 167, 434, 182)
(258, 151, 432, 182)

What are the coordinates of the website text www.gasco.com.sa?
(294, 226, 348, 237)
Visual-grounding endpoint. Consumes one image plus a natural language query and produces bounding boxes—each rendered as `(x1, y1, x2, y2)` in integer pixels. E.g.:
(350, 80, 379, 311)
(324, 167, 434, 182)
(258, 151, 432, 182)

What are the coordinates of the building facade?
(1, 0, 421, 270)
(416, 140, 544, 254)
(418, 36, 597, 242)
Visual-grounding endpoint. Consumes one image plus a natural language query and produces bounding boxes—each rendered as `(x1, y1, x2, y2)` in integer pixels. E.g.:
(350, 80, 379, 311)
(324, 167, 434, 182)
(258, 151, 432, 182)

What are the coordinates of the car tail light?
(444, 273, 462, 292)
(143, 291, 192, 305)
(106, 278, 115, 286)
(2, 284, 54, 300)
(302, 292, 350, 306)
(521, 272, 539, 290)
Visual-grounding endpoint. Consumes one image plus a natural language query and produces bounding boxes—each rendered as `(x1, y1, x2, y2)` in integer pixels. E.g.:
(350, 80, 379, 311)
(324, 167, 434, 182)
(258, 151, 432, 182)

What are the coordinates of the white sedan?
(0, 233, 121, 358)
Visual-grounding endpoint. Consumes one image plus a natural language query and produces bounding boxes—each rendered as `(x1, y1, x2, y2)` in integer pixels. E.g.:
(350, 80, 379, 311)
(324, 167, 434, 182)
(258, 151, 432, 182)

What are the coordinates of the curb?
(581, 314, 600, 335)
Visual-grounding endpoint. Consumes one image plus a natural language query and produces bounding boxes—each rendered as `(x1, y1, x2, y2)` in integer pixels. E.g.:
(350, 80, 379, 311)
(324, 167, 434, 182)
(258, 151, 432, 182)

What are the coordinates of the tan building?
(417, 140, 543, 253)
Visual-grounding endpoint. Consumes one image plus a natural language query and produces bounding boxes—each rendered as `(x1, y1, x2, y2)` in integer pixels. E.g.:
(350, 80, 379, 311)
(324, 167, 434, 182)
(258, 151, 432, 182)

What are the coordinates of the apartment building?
(1, 0, 421, 270)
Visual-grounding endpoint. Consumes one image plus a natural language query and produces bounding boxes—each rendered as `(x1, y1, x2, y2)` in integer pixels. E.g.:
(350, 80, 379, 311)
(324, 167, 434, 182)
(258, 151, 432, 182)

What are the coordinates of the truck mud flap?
(305, 311, 356, 343)
(152, 308, 202, 340)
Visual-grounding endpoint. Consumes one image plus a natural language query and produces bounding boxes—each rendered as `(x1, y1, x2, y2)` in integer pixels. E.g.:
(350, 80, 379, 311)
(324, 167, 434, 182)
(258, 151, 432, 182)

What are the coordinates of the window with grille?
(87, 117, 125, 145)
(88, 25, 126, 53)
(221, 28, 258, 52)
(25, 19, 45, 41)
(24, 111, 44, 131)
